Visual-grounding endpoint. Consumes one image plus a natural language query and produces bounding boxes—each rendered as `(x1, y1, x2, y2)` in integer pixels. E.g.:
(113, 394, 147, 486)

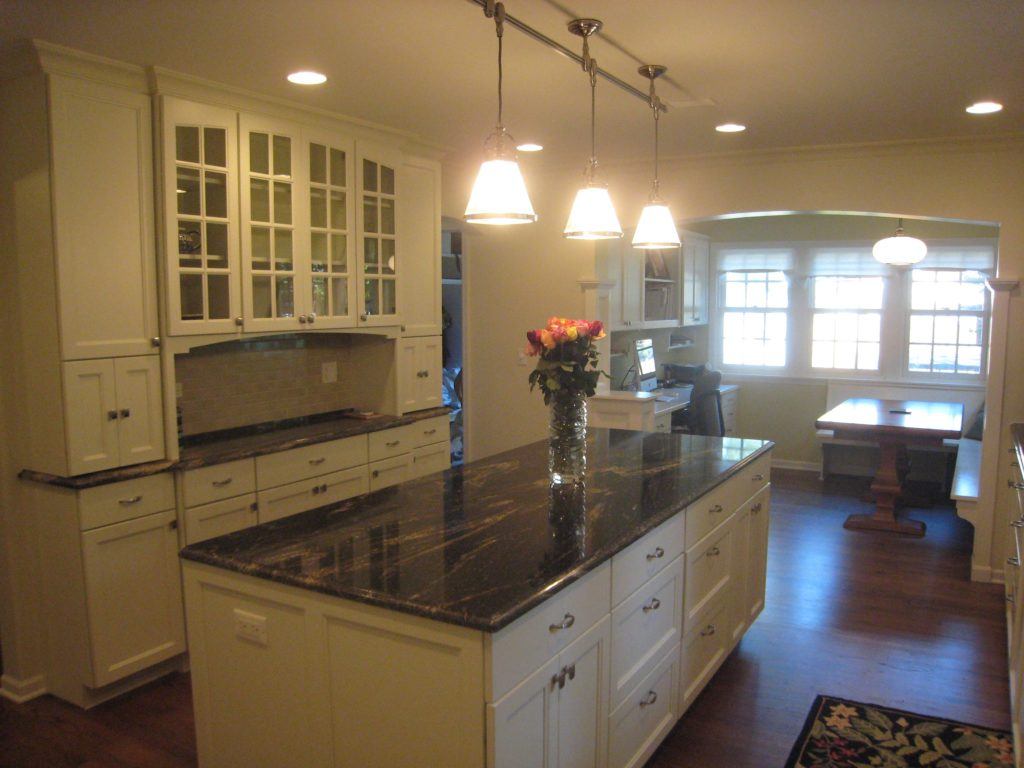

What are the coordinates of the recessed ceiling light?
(715, 123, 746, 133)
(287, 71, 327, 85)
(966, 101, 1002, 115)
(516, 143, 543, 152)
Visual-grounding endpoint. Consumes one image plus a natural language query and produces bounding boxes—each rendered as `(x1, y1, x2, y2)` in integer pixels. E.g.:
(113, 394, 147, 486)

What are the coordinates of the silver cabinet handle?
(118, 496, 142, 505)
(360, 313, 369, 321)
(552, 669, 566, 690)
(423, 428, 437, 436)
(752, 473, 765, 482)
(386, 440, 400, 448)
(565, 662, 575, 681)
(549, 613, 575, 633)
(307, 312, 316, 324)
(646, 546, 665, 561)
(1012, 520, 1024, 528)
(709, 504, 723, 515)
(299, 314, 308, 324)
(212, 478, 233, 487)
(119, 408, 131, 419)
(639, 690, 658, 708)
(700, 624, 717, 637)
(1008, 593, 1016, 604)
(372, 469, 380, 478)
(150, 336, 161, 347)
(751, 502, 763, 514)
(1009, 556, 1021, 567)
(107, 410, 119, 421)
(642, 597, 661, 613)
(1009, 480, 1024, 491)
(706, 546, 721, 558)
(312, 483, 329, 495)
(309, 457, 326, 466)
(234, 316, 243, 326)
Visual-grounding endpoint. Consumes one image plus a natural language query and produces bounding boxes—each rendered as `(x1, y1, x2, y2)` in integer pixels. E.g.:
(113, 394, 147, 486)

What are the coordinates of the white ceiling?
(1, 0, 1022, 166)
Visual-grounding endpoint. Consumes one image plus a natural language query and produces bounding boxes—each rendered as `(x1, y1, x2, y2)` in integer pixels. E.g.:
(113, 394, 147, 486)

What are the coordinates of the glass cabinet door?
(357, 144, 400, 326)
(162, 98, 240, 335)
(642, 248, 681, 326)
(307, 133, 356, 328)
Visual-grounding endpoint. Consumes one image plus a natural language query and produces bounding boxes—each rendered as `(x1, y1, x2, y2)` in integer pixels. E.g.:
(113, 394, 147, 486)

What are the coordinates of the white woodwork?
(355, 140, 402, 326)
(681, 232, 710, 327)
(684, 517, 735, 632)
(62, 359, 120, 474)
(184, 493, 258, 545)
(49, 76, 159, 360)
(490, 655, 561, 768)
(257, 467, 368, 524)
(730, 503, 751, 644)
(410, 441, 451, 480)
(80, 509, 185, 687)
(399, 156, 443, 337)
(608, 647, 681, 768)
(113, 356, 165, 466)
(398, 335, 443, 413)
(410, 415, 449, 447)
(610, 513, 685, 606)
(368, 454, 411, 491)
(255, 434, 367, 489)
(368, 423, 415, 462)
(618, 243, 644, 329)
(720, 387, 739, 436)
(556, 616, 610, 768)
(183, 458, 256, 507)
(679, 593, 731, 709)
(685, 453, 770, 548)
(745, 487, 771, 624)
(78, 474, 176, 531)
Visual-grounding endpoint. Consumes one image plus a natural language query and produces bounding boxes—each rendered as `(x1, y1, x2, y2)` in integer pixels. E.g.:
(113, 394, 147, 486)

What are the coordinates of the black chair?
(673, 368, 725, 437)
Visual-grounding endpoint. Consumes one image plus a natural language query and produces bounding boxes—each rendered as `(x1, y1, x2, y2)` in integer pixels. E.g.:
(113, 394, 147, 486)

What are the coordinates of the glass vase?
(548, 391, 588, 485)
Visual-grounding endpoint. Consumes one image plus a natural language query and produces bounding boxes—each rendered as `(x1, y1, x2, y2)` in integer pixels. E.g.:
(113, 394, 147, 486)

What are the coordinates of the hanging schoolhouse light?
(632, 65, 680, 249)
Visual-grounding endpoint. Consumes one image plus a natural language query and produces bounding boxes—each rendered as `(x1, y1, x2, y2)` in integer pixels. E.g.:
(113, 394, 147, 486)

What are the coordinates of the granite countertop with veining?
(180, 430, 773, 632)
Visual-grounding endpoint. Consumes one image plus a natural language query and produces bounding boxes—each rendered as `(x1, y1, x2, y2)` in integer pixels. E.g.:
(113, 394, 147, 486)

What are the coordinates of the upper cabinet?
(399, 156, 443, 337)
(357, 143, 401, 327)
(681, 231, 710, 327)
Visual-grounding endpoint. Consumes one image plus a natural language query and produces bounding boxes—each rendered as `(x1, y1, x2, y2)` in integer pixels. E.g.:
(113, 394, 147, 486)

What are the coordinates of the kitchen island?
(180, 429, 773, 768)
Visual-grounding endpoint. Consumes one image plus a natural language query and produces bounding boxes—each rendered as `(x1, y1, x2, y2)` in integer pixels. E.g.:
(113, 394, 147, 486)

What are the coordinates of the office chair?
(673, 368, 725, 437)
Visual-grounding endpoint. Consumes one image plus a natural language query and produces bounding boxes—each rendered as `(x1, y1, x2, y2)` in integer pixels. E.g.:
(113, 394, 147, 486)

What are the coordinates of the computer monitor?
(634, 338, 658, 392)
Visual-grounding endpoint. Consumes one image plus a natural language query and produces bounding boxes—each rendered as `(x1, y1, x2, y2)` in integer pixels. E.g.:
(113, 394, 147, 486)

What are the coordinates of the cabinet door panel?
(369, 455, 411, 492)
(185, 493, 258, 545)
(50, 76, 158, 359)
(746, 488, 770, 624)
(489, 657, 560, 768)
(63, 359, 119, 475)
(399, 157, 441, 336)
(417, 336, 443, 410)
(620, 243, 644, 328)
(397, 338, 419, 412)
(114, 356, 165, 467)
(81, 509, 185, 687)
(258, 467, 367, 524)
(356, 141, 401, 326)
(411, 441, 451, 480)
(557, 615, 610, 768)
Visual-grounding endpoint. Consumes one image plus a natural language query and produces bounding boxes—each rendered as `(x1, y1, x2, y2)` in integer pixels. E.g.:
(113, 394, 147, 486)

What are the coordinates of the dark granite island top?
(180, 429, 772, 632)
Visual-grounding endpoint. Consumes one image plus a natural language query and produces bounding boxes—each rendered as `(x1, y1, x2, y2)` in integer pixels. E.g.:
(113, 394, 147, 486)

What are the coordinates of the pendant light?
(464, 1, 537, 225)
(632, 65, 681, 249)
(872, 218, 927, 266)
(563, 19, 622, 240)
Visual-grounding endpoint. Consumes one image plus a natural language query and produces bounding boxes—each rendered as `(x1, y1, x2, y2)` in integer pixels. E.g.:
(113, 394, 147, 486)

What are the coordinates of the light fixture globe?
(564, 184, 622, 240)
(632, 199, 680, 249)
(872, 219, 927, 266)
(465, 156, 537, 225)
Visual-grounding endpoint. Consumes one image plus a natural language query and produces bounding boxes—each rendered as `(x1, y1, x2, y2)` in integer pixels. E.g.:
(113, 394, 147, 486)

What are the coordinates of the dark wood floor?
(0, 470, 1009, 768)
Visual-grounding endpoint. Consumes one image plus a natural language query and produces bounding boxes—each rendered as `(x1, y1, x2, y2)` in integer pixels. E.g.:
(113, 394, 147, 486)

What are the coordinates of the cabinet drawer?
(369, 455, 411, 492)
(78, 473, 175, 530)
(610, 556, 684, 711)
(608, 647, 680, 768)
(410, 441, 451, 480)
(489, 562, 610, 702)
(680, 592, 730, 708)
(258, 467, 368, 525)
(369, 425, 415, 462)
(410, 416, 449, 448)
(256, 435, 368, 489)
(685, 517, 734, 631)
(184, 493, 258, 545)
(686, 453, 770, 549)
(612, 512, 685, 606)
(652, 413, 671, 434)
(183, 458, 256, 507)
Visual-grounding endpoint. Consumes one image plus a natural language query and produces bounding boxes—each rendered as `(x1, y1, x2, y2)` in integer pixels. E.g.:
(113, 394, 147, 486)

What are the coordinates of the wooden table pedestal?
(842, 437, 926, 537)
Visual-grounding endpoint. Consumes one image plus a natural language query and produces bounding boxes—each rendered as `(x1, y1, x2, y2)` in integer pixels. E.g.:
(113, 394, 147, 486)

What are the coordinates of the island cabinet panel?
(684, 516, 735, 632)
(610, 512, 685, 606)
(679, 592, 731, 710)
(608, 645, 681, 768)
(489, 656, 561, 768)
(745, 487, 771, 624)
(686, 453, 770, 548)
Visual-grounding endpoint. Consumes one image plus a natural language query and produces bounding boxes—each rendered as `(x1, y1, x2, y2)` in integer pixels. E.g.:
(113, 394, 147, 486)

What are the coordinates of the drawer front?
(686, 453, 770, 548)
(611, 512, 685, 605)
(78, 473, 175, 530)
(679, 593, 730, 708)
(489, 562, 611, 702)
(258, 467, 368, 524)
(256, 435, 368, 490)
(410, 441, 451, 480)
(183, 458, 256, 507)
(652, 413, 671, 434)
(369, 455, 411, 492)
(684, 518, 734, 631)
(184, 493, 258, 545)
(410, 416, 449, 448)
(608, 646, 680, 768)
(369, 425, 415, 462)
(610, 556, 684, 711)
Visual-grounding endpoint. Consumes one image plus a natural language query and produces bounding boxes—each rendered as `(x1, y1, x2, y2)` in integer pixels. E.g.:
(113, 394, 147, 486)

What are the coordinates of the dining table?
(815, 398, 964, 536)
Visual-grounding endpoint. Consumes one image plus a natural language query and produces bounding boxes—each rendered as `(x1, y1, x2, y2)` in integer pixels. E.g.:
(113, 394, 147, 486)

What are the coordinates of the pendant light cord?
(649, 76, 662, 197)
(494, 2, 506, 127)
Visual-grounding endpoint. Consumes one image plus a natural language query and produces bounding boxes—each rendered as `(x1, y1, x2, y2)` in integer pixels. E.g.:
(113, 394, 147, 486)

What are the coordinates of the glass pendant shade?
(465, 158, 537, 225)
(632, 200, 680, 249)
(872, 222, 927, 266)
(564, 185, 622, 240)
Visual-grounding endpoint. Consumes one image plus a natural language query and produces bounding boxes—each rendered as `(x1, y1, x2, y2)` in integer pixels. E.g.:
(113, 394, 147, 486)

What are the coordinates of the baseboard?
(770, 459, 822, 473)
(0, 673, 46, 703)
(970, 563, 993, 583)
(990, 568, 1005, 585)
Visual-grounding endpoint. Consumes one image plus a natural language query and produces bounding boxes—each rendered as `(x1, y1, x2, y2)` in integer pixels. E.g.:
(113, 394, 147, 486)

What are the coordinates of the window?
(908, 269, 986, 375)
(721, 271, 788, 367)
(810, 276, 883, 371)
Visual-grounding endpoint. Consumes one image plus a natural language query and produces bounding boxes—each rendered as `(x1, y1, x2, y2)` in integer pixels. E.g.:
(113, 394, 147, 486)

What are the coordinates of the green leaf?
(865, 707, 894, 732)
(851, 718, 889, 741)
(919, 751, 942, 765)
(931, 737, 951, 756)
(909, 722, 948, 738)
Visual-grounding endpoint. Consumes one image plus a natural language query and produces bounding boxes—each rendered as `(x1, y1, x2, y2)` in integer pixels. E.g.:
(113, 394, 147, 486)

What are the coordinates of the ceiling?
(1, 0, 1022, 167)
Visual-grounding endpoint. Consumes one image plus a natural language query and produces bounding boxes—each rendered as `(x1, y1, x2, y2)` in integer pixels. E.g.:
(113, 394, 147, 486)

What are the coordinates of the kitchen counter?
(180, 429, 772, 631)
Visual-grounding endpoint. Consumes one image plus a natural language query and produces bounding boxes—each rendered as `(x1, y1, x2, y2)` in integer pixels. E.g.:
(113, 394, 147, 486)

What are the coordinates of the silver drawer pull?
(423, 428, 437, 435)
(549, 613, 575, 633)
(1009, 480, 1024, 491)
(751, 502, 762, 513)
(709, 504, 723, 515)
(639, 690, 658, 708)
(1008, 594, 1016, 604)
(642, 597, 661, 614)
(700, 624, 717, 637)
(386, 440, 401, 448)
(565, 662, 575, 681)
(309, 457, 326, 466)
(752, 473, 765, 482)
(212, 478, 233, 487)
(645, 546, 665, 561)
(1009, 556, 1021, 567)
(118, 496, 142, 505)
(107, 410, 119, 421)
(1012, 520, 1024, 528)
(706, 546, 721, 558)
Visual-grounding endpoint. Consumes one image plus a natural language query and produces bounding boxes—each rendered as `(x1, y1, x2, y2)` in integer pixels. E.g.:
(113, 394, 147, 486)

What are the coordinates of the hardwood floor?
(0, 469, 1008, 767)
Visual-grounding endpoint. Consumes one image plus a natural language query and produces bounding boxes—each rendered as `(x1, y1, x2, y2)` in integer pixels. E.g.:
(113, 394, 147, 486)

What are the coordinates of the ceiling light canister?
(715, 123, 746, 133)
(287, 71, 327, 85)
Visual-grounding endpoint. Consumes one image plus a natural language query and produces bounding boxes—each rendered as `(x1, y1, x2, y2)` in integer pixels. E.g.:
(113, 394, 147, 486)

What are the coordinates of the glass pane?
(380, 165, 395, 195)
(911, 276, 935, 310)
(180, 274, 204, 320)
(331, 278, 348, 316)
(311, 232, 328, 272)
(250, 178, 270, 221)
(381, 279, 396, 315)
(363, 159, 377, 191)
(722, 311, 743, 340)
(176, 126, 200, 163)
(960, 281, 984, 311)
(863, 278, 884, 309)
(330, 148, 347, 187)
(364, 278, 379, 315)
(934, 281, 961, 311)
(811, 341, 833, 368)
(742, 340, 765, 367)
(272, 135, 291, 177)
(208, 273, 229, 319)
(959, 316, 982, 345)
(766, 279, 787, 308)
(206, 222, 227, 267)
(763, 339, 786, 367)
(382, 238, 395, 275)
(252, 275, 272, 318)
(312, 276, 327, 316)
(813, 277, 836, 309)
(274, 230, 293, 270)
(309, 143, 327, 185)
(177, 220, 202, 266)
(250, 227, 271, 270)
(742, 312, 764, 338)
(933, 345, 957, 372)
(725, 281, 746, 308)
(835, 312, 858, 341)
(331, 191, 347, 230)
(249, 132, 269, 175)
(722, 337, 742, 366)
(933, 316, 958, 344)
(275, 276, 294, 317)
(363, 238, 379, 273)
(176, 167, 201, 215)
(857, 342, 880, 370)
(765, 313, 787, 341)
(310, 187, 327, 229)
(909, 315, 933, 344)
(745, 280, 767, 308)
(273, 182, 292, 224)
(203, 127, 226, 167)
(204, 171, 227, 218)
(834, 341, 856, 369)
(363, 196, 378, 233)
(908, 344, 932, 371)
(858, 313, 881, 342)
(380, 197, 394, 235)
(812, 313, 835, 341)
(957, 346, 982, 374)
(331, 234, 348, 272)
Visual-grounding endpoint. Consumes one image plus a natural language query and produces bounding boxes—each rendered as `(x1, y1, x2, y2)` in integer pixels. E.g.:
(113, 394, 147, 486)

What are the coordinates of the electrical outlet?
(322, 361, 338, 384)
(233, 609, 268, 646)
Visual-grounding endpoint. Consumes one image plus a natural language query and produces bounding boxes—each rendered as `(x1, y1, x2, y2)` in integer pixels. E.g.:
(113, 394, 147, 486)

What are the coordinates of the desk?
(590, 385, 739, 434)
(816, 398, 963, 536)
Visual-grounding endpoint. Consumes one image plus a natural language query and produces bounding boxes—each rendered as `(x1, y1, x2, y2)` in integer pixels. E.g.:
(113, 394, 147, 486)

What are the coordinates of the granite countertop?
(180, 430, 773, 632)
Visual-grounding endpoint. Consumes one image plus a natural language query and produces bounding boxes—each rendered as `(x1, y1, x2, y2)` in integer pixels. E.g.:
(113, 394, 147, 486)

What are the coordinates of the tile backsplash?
(175, 334, 395, 436)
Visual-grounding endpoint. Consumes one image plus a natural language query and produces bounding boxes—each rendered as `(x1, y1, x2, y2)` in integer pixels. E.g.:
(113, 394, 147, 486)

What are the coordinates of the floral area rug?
(785, 695, 1013, 767)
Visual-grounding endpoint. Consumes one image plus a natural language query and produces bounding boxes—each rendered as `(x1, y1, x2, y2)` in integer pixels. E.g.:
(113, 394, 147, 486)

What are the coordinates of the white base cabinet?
(399, 335, 443, 413)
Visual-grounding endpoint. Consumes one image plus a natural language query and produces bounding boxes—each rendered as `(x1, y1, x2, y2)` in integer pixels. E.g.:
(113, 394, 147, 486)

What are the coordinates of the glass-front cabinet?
(357, 143, 401, 326)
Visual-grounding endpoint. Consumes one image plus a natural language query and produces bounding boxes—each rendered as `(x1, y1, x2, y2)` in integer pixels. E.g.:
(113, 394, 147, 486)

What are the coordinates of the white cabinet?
(184, 493, 258, 545)
(600, 239, 682, 331)
(357, 142, 402, 326)
(744, 488, 770, 624)
(399, 155, 442, 337)
(681, 232, 710, 327)
(258, 467, 368, 524)
(63, 355, 165, 475)
(399, 335, 443, 413)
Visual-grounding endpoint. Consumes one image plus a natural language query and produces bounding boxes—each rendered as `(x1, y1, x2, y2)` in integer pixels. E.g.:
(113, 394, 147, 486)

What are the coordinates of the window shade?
(918, 244, 995, 271)
(808, 247, 889, 276)
(715, 248, 795, 272)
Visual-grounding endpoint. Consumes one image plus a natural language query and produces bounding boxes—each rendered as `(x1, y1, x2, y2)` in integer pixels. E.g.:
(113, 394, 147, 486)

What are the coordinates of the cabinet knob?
(706, 546, 721, 558)
(360, 313, 369, 321)
(1012, 520, 1024, 528)
(700, 624, 716, 637)
(372, 469, 380, 478)
(169, 519, 178, 531)
(1009, 556, 1021, 567)
(308, 312, 316, 324)
(751, 502, 763, 514)
(119, 408, 131, 419)
(150, 337, 161, 347)
(118, 496, 142, 506)
(312, 484, 321, 495)
(642, 597, 661, 613)
(645, 546, 665, 561)
(235, 316, 243, 326)
(752, 473, 765, 482)
(548, 613, 575, 633)
(299, 314, 308, 324)
(1008, 593, 1016, 604)
(1008, 480, 1024, 491)
(565, 662, 575, 681)
(250, 502, 258, 513)
(709, 504, 723, 515)
(107, 410, 119, 421)
(639, 690, 658, 708)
